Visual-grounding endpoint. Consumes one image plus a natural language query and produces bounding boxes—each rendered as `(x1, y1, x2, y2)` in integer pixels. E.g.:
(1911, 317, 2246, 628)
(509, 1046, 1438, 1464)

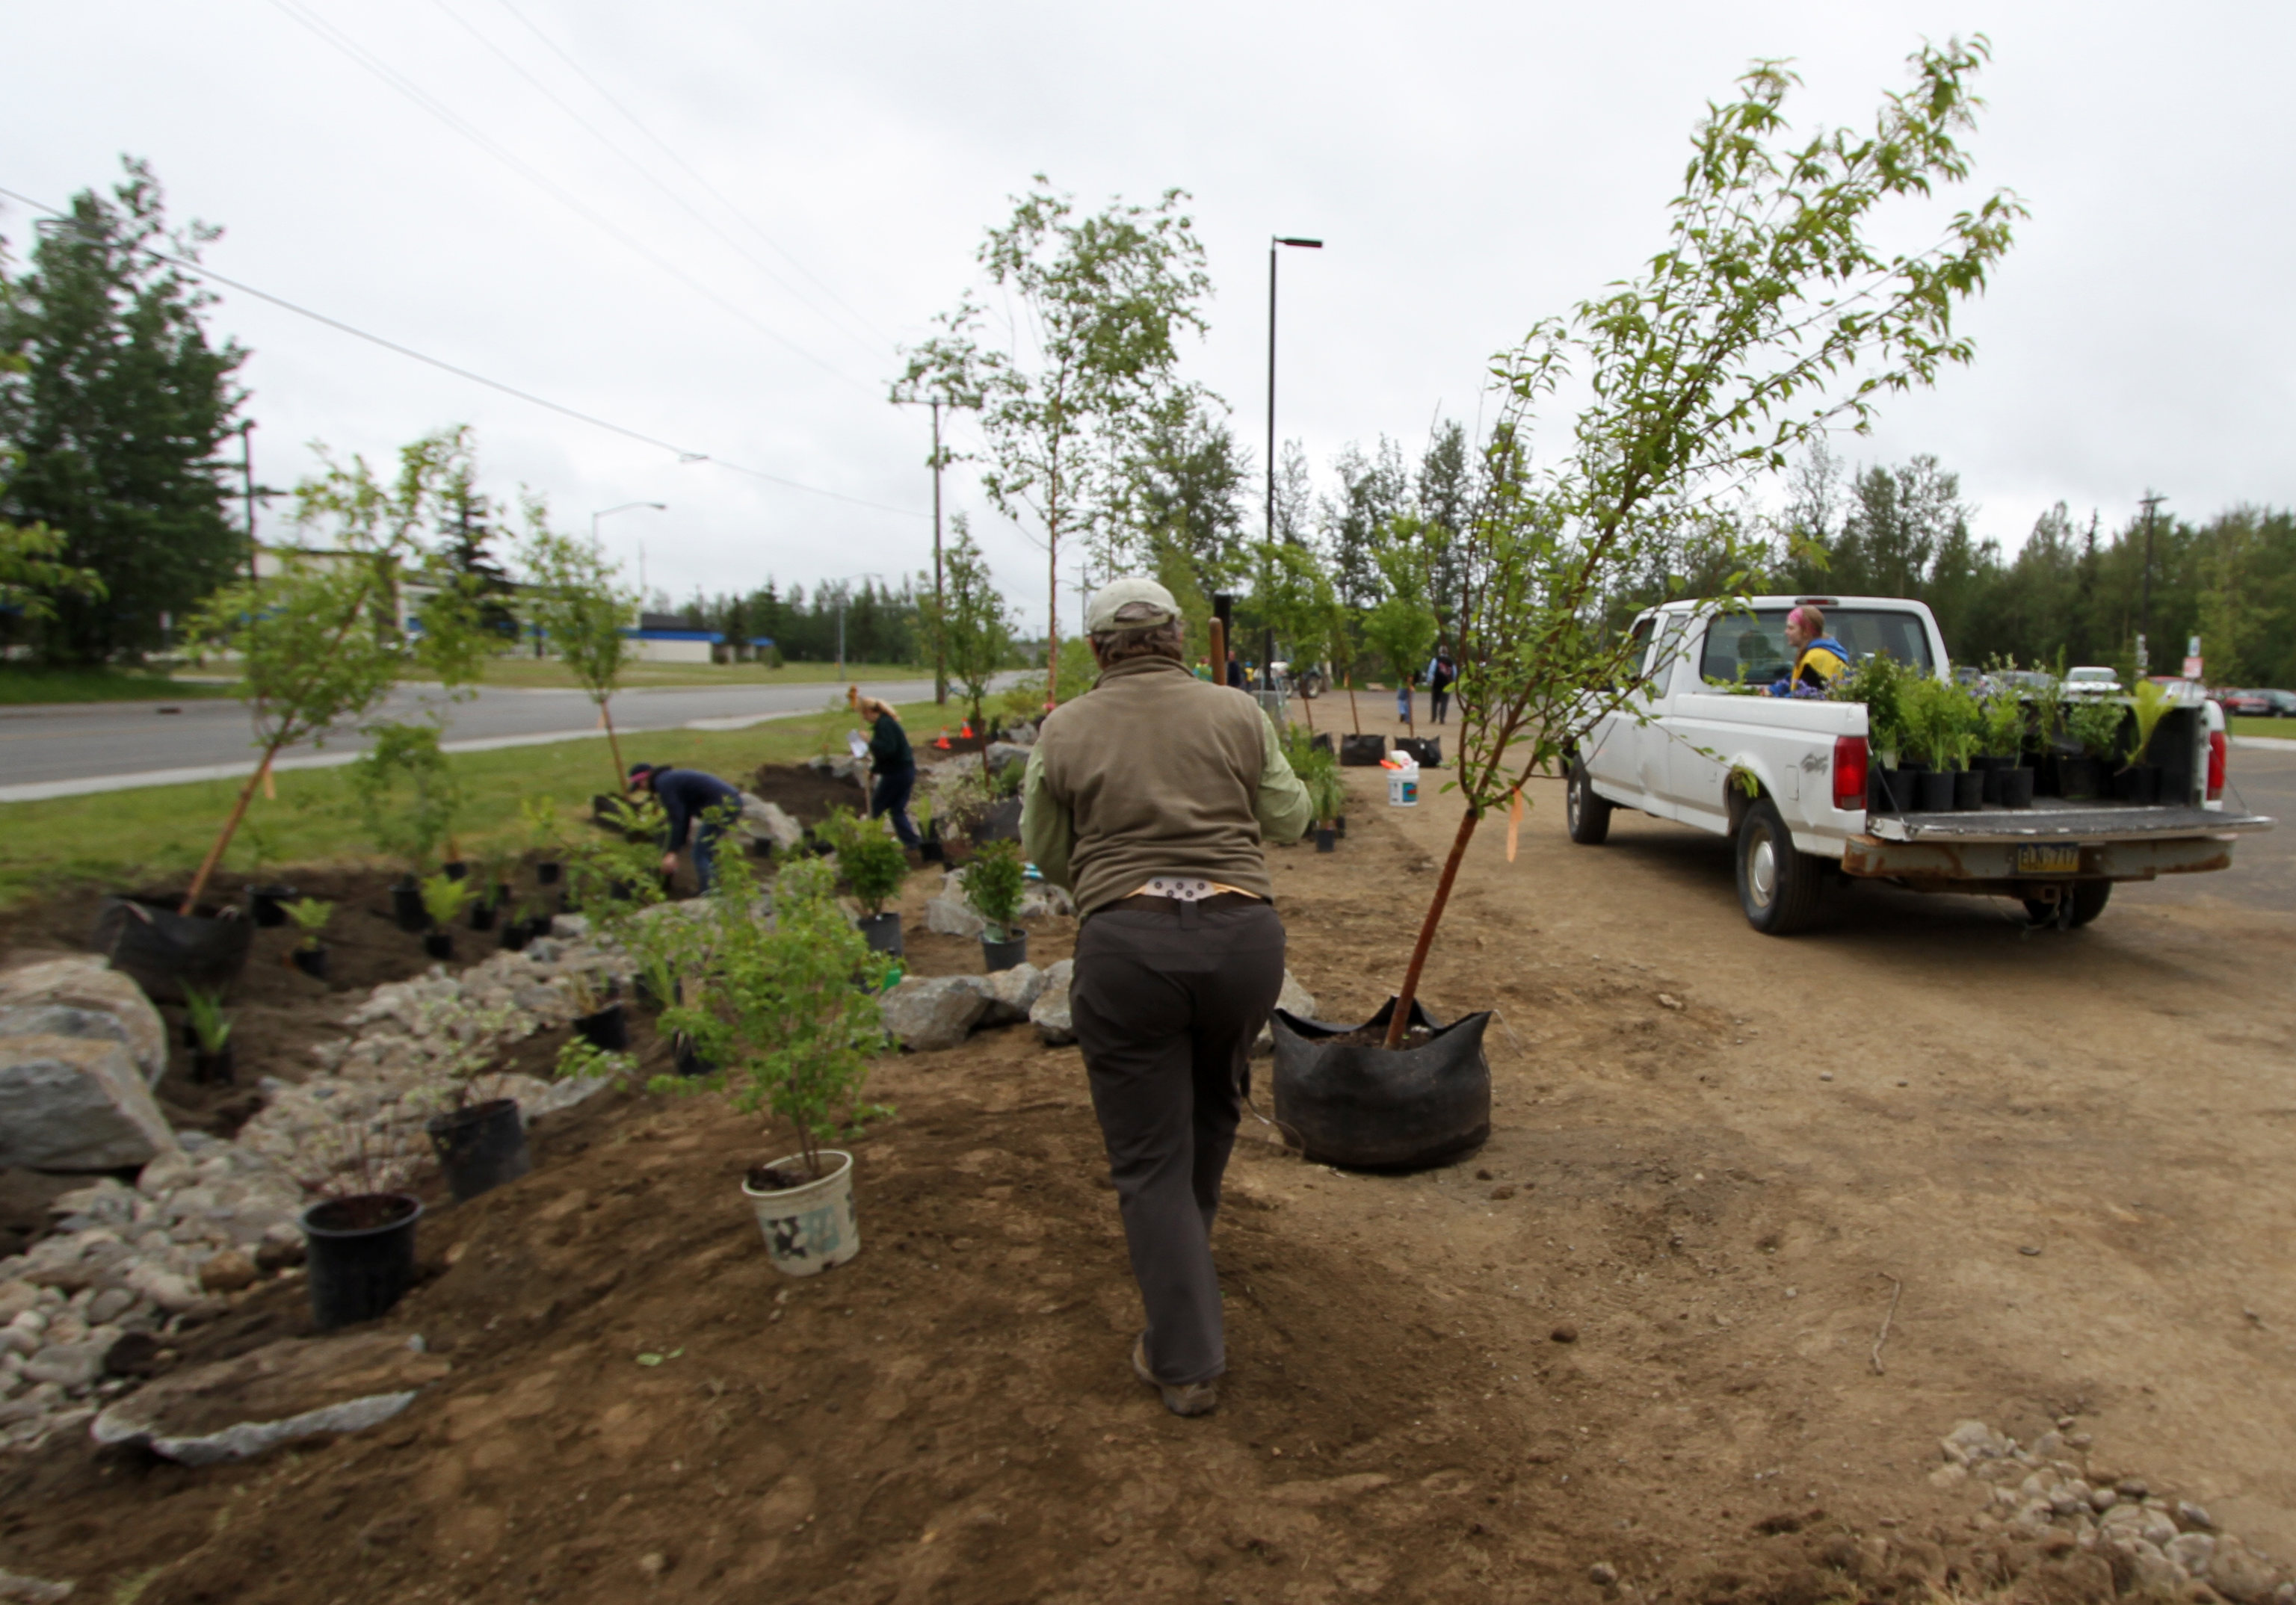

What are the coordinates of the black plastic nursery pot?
(574, 1001, 629, 1051)
(90, 897, 254, 1006)
(1339, 734, 1387, 767)
(1394, 736, 1442, 768)
(192, 1042, 235, 1086)
(1916, 770, 1957, 812)
(1868, 767, 1917, 813)
(1952, 769, 1984, 811)
(1999, 767, 2037, 809)
(247, 885, 298, 928)
(536, 860, 561, 885)
(426, 1098, 530, 1204)
(919, 838, 948, 864)
(390, 878, 430, 933)
(591, 794, 620, 824)
(674, 1035, 715, 1078)
(469, 900, 496, 933)
(981, 931, 1029, 972)
(2058, 757, 2105, 802)
(858, 912, 904, 956)
(301, 1193, 422, 1331)
(1270, 997, 1493, 1170)
(1309, 733, 1334, 755)
(291, 944, 330, 981)
(442, 860, 469, 881)
(499, 919, 534, 953)
(1315, 826, 1336, 853)
(422, 931, 454, 962)
(2111, 764, 2160, 805)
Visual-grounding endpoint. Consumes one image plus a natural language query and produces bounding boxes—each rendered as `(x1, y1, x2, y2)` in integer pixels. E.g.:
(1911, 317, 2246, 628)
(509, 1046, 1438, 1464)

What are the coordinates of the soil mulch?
(747, 762, 869, 829)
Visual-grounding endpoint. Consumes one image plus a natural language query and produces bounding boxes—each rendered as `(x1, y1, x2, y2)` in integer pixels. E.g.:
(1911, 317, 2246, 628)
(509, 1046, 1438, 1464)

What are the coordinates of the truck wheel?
(2022, 881, 2112, 929)
(1736, 798, 1824, 935)
(1566, 761, 1612, 845)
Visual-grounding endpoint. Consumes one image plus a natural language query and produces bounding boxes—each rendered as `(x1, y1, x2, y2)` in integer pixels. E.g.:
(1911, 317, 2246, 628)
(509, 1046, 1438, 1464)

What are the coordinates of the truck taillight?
(2208, 730, 2226, 800)
(1833, 735, 1869, 811)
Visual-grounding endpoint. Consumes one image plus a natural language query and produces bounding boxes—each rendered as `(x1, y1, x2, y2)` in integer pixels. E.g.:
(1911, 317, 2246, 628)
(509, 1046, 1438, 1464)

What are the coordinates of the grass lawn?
(0, 697, 942, 911)
(2226, 714, 2296, 741)
(0, 665, 234, 705)
(468, 658, 927, 690)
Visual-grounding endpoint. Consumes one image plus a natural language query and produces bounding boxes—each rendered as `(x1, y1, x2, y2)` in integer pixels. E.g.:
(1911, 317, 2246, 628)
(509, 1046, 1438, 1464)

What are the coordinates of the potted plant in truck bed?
(2062, 698, 2124, 802)
(644, 853, 895, 1276)
(965, 839, 1029, 971)
(1976, 678, 2035, 808)
(2116, 679, 2174, 804)
(1272, 43, 2019, 1164)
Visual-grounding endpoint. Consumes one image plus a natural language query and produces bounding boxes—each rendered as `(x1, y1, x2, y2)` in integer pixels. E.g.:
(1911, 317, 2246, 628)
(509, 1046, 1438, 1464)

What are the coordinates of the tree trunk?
(180, 743, 283, 914)
(1348, 673, 1361, 735)
(1383, 806, 1481, 1048)
(600, 699, 627, 788)
(1298, 675, 1315, 733)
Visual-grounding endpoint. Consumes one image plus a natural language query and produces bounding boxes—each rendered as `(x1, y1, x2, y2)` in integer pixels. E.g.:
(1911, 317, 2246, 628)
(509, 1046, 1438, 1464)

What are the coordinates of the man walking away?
(1022, 578, 1312, 1417)
(627, 761, 741, 894)
(1427, 649, 1457, 725)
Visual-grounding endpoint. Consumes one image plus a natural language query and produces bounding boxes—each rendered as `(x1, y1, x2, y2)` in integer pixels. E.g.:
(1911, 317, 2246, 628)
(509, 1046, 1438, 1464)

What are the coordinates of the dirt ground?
(1, 710, 2291, 1603)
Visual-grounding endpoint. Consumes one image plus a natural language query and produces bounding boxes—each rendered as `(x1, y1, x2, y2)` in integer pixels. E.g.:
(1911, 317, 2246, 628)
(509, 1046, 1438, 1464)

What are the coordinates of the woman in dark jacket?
(856, 696, 921, 848)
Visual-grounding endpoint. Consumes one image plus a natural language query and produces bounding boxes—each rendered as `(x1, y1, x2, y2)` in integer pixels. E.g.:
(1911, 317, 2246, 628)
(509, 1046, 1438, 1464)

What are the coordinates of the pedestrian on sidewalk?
(854, 694, 922, 849)
(1022, 578, 1312, 1417)
(627, 761, 740, 894)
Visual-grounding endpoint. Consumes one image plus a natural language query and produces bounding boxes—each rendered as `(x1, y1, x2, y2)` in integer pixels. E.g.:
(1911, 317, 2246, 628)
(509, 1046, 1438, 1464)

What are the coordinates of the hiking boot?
(1132, 1334, 1218, 1417)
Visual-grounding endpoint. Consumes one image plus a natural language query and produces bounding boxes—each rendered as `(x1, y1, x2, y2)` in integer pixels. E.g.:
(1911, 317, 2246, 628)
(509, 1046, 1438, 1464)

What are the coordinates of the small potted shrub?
(2117, 679, 2174, 803)
(644, 854, 893, 1277)
(839, 826, 911, 956)
(419, 872, 472, 962)
(1975, 681, 2034, 807)
(467, 851, 509, 932)
(2063, 699, 2124, 802)
(966, 838, 1028, 971)
(1309, 769, 1347, 853)
(284, 897, 333, 980)
(241, 824, 297, 928)
(568, 972, 629, 1051)
(916, 795, 946, 864)
(415, 997, 534, 1204)
(1831, 651, 1914, 811)
(182, 986, 235, 1086)
(521, 796, 566, 886)
(295, 1105, 424, 1332)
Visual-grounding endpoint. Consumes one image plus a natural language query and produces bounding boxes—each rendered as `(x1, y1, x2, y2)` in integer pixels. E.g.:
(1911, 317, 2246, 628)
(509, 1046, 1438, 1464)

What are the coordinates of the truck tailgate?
(1864, 804, 2274, 845)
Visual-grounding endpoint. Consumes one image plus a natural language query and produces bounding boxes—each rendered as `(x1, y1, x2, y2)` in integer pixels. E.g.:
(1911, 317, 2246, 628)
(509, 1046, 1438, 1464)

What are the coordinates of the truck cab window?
(1698, 607, 1935, 687)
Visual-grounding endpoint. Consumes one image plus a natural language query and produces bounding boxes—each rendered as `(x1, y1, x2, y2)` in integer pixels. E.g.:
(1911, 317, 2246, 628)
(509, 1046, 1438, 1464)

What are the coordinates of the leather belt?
(1108, 891, 1264, 912)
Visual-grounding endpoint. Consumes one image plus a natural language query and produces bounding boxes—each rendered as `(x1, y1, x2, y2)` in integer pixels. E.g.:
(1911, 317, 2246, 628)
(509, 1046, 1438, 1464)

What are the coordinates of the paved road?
(0, 677, 951, 801)
(2119, 740, 2295, 912)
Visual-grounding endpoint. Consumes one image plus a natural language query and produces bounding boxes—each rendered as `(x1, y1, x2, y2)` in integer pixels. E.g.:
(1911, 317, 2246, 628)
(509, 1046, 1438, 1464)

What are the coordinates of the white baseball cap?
(1084, 577, 1180, 635)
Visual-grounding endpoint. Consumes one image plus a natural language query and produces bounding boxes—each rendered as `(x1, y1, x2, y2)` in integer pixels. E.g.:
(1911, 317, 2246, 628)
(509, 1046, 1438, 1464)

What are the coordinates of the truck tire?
(1735, 798, 1824, 935)
(1566, 760, 1612, 845)
(2023, 880, 2112, 929)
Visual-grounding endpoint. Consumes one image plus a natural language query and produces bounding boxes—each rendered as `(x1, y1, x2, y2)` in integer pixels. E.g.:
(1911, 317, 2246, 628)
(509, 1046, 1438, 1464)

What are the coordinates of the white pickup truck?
(1564, 595, 2275, 934)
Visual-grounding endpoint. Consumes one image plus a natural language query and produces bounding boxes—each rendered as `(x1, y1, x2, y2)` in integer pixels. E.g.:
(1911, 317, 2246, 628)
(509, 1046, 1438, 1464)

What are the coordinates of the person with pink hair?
(1771, 604, 1849, 698)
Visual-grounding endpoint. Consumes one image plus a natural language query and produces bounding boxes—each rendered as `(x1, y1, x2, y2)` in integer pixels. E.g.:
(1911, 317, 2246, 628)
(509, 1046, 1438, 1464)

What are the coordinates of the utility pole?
(1267, 236, 1324, 547)
(239, 420, 259, 583)
(2138, 490, 2165, 675)
(931, 401, 948, 705)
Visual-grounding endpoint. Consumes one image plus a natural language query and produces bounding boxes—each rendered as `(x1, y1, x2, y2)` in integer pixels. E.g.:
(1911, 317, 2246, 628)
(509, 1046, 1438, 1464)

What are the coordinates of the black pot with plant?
(838, 821, 910, 959)
(1951, 769, 1984, 810)
(90, 897, 253, 1005)
(425, 1098, 529, 1204)
(390, 877, 428, 933)
(183, 986, 235, 1086)
(1270, 998, 1491, 1169)
(422, 931, 454, 962)
(573, 998, 629, 1051)
(1916, 770, 1957, 811)
(301, 1193, 423, 1332)
(965, 840, 1029, 972)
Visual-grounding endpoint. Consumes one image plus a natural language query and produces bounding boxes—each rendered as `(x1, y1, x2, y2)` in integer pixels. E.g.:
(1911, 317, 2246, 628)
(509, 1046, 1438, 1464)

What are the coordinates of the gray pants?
(1071, 896, 1287, 1387)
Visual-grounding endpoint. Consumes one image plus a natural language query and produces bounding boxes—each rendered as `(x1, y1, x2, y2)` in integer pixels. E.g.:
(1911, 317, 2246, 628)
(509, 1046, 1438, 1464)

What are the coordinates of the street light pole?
(1267, 236, 1324, 546)
(2138, 490, 2164, 676)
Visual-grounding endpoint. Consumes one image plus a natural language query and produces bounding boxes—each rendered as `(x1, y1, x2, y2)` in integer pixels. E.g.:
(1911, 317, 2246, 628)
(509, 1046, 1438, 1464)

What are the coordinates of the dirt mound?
(747, 763, 868, 828)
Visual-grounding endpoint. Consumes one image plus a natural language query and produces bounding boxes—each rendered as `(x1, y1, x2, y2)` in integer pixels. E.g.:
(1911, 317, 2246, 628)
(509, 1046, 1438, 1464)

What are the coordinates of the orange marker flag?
(1505, 787, 1524, 862)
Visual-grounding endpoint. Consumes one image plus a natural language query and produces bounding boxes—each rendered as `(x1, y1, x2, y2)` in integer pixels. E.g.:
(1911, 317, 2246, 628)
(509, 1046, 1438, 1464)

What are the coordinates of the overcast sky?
(6, 1, 2291, 632)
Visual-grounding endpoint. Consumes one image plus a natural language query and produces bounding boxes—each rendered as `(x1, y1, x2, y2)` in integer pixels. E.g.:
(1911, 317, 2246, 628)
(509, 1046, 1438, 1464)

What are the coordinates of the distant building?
(626, 610, 721, 664)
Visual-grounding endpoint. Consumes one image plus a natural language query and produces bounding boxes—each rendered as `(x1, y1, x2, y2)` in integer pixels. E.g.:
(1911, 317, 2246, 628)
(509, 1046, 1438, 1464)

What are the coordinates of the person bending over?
(627, 761, 740, 893)
(1022, 578, 1312, 1417)
(854, 694, 921, 849)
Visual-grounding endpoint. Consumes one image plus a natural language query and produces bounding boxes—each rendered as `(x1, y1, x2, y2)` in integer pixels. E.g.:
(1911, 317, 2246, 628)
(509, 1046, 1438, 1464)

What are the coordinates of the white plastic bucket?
(742, 1149, 859, 1276)
(1387, 764, 1420, 808)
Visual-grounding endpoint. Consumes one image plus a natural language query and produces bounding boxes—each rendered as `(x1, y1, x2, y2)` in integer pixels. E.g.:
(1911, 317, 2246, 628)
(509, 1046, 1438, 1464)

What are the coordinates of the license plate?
(2015, 844, 2081, 874)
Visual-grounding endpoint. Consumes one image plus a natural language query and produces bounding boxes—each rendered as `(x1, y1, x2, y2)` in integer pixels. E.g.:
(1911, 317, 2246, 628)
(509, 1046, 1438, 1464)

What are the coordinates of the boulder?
(881, 976, 993, 1052)
(924, 872, 988, 939)
(984, 742, 1032, 779)
(1031, 960, 1076, 1046)
(738, 794, 804, 852)
(981, 963, 1048, 1024)
(2209, 1542, 2286, 1605)
(0, 1035, 179, 1172)
(0, 956, 167, 1088)
(1251, 971, 1319, 1055)
(90, 1331, 449, 1466)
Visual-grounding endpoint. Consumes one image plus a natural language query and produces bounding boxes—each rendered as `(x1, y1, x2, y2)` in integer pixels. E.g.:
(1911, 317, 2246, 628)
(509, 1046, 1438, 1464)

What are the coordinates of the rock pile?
(1933, 1418, 2294, 1603)
(0, 923, 632, 1456)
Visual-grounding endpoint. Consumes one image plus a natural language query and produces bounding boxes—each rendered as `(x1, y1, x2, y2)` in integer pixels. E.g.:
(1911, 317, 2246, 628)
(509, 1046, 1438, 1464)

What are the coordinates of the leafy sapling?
(839, 826, 910, 919)
(420, 871, 474, 930)
(182, 986, 232, 1054)
(284, 897, 333, 951)
(964, 839, 1028, 941)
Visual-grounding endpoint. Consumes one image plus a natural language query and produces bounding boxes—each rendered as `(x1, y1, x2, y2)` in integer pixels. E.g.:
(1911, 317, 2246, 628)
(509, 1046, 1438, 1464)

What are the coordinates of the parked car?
(2264, 690, 2296, 717)
(2063, 666, 2123, 697)
(2218, 688, 2274, 717)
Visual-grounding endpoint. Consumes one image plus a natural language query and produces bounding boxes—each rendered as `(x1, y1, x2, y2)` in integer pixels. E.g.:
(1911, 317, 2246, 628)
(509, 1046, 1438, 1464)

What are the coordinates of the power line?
(426, 0, 894, 370)
(267, 0, 877, 395)
(0, 183, 928, 520)
(490, 0, 905, 356)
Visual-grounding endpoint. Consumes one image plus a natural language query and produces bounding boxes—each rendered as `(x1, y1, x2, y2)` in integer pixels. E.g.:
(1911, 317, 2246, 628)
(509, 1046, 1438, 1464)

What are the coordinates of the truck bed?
(1865, 801, 2275, 844)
